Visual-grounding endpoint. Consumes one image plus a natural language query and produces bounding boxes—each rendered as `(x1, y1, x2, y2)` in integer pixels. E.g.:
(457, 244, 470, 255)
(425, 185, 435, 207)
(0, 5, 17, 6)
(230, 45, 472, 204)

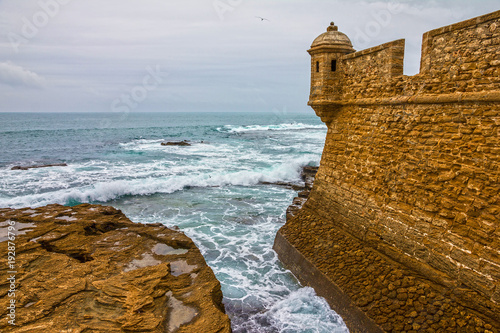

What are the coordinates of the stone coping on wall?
(424, 9, 500, 39)
(342, 39, 405, 61)
(308, 90, 500, 107)
(341, 39, 405, 78)
(420, 9, 500, 73)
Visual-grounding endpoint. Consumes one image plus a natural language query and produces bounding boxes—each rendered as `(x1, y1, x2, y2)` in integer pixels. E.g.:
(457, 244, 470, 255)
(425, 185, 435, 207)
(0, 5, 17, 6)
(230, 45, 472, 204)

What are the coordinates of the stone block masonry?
(275, 10, 500, 333)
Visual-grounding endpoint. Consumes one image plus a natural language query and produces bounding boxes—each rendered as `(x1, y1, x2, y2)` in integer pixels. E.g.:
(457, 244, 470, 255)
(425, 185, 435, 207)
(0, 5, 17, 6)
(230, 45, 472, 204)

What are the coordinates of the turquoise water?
(0, 112, 348, 332)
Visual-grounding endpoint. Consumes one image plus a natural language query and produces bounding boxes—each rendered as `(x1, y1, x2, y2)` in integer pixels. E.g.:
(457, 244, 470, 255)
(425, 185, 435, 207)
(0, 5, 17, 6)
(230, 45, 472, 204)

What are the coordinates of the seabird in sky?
(255, 16, 269, 21)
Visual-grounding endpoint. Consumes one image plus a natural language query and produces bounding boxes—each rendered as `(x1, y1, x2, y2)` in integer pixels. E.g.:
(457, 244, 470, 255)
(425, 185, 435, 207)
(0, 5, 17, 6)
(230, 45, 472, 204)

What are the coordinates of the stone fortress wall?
(275, 10, 500, 332)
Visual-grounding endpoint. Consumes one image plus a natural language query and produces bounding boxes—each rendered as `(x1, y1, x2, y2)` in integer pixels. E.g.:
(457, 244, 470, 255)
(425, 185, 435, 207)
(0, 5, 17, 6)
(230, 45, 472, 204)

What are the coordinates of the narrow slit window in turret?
(331, 59, 337, 72)
(316, 61, 319, 72)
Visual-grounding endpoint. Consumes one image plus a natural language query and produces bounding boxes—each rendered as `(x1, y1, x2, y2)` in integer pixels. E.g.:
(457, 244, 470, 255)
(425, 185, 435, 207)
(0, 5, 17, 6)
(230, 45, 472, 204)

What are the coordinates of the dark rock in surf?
(161, 140, 191, 146)
(286, 166, 318, 220)
(259, 166, 319, 194)
(11, 163, 68, 170)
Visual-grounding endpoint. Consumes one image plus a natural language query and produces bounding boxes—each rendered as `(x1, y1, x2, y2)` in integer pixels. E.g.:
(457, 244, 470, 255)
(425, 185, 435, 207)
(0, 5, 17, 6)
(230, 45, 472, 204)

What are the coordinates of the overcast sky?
(0, 0, 498, 113)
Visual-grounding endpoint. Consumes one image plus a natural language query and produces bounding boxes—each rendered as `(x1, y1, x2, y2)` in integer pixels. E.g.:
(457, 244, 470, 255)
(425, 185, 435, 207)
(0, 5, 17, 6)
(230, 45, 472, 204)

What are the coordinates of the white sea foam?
(121, 139, 236, 157)
(0, 155, 316, 208)
(1, 112, 345, 332)
(113, 184, 348, 333)
(218, 123, 326, 133)
(119, 138, 164, 148)
(242, 287, 349, 333)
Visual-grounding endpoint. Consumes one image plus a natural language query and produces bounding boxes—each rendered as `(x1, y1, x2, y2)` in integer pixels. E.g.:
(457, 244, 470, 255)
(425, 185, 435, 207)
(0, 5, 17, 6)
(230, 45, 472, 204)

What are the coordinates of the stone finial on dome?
(327, 22, 338, 32)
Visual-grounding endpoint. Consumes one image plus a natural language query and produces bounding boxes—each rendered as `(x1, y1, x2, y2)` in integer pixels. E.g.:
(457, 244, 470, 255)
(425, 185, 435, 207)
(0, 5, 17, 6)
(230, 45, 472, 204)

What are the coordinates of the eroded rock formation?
(0, 204, 231, 332)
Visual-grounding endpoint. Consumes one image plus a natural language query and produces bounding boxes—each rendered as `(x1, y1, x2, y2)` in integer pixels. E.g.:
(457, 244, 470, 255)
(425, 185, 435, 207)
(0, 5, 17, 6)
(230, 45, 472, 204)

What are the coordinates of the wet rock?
(259, 166, 318, 189)
(161, 140, 191, 146)
(286, 166, 319, 219)
(0, 204, 231, 332)
(301, 166, 319, 189)
(11, 163, 68, 170)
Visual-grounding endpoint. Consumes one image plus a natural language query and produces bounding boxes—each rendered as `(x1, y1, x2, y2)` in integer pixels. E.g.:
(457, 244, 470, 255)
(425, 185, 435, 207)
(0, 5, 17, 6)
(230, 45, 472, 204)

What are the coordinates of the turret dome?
(309, 22, 354, 54)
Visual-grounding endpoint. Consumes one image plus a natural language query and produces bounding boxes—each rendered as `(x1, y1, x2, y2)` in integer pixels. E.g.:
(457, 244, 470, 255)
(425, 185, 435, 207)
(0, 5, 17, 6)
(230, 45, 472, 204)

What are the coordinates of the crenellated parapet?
(309, 11, 500, 125)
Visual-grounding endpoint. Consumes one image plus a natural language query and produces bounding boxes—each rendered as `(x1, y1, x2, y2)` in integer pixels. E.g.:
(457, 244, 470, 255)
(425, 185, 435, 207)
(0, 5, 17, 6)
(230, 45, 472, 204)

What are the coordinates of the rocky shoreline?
(0, 204, 231, 332)
(284, 166, 318, 220)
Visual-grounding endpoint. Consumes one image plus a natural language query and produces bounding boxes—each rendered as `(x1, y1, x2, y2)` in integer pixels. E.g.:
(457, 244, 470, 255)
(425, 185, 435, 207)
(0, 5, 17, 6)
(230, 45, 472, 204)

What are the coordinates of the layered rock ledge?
(0, 204, 231, 332)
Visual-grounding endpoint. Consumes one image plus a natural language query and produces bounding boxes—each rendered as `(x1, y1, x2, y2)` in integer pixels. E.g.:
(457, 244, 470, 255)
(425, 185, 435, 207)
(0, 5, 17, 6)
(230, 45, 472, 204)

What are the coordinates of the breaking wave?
(0, 156, 315, 208)
(218, 123, 326, 133)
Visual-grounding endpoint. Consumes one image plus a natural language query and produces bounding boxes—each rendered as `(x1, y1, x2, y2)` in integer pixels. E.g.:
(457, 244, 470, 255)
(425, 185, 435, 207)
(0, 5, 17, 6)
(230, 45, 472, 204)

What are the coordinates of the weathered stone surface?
(276, 10, 500, 333)
(309, 10, 500, 304)
(278, 203, 500, 332)
(0, 204, 231, 332)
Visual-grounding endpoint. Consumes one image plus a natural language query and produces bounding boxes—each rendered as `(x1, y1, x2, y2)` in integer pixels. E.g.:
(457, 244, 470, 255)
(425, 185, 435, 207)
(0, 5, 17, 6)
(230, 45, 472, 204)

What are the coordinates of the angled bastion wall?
(275, 10, 500, 332)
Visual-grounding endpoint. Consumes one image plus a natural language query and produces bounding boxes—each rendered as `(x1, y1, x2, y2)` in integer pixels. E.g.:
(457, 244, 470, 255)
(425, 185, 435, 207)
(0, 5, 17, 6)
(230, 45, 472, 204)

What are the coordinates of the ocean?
(0, 111, 348, 332)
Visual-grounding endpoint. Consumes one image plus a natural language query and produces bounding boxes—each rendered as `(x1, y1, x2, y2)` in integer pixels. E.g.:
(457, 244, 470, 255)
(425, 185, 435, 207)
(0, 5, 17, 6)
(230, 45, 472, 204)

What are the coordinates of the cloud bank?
(0, 0, 498, 112)
(0, 62, 46, 88)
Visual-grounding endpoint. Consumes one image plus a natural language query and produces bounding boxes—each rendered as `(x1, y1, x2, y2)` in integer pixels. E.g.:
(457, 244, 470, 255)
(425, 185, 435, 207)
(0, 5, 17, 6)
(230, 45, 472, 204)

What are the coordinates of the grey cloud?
(0, 61, 46, 88)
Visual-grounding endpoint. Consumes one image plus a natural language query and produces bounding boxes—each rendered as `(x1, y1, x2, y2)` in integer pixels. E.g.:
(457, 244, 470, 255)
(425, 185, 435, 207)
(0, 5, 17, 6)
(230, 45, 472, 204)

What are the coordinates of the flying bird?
(255, 16, 269, 21)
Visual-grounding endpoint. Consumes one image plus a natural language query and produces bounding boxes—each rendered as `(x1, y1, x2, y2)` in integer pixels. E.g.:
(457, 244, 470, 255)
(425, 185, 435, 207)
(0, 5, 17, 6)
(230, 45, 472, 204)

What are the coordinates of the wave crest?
(0, 156, 317, 208)
(218, 123, 326, 133)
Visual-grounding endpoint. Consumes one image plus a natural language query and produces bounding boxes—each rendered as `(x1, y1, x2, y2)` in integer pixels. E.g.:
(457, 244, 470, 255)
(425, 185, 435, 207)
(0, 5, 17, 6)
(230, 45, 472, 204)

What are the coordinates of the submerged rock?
(0, 204, 231, 332)
(259, 166, 319, 194)
(11, 163, 68, 170)
(161, 140, 191, 146)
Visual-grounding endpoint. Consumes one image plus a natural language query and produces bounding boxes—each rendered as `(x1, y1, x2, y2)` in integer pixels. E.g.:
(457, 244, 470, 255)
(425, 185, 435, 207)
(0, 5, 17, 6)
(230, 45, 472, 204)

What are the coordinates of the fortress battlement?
(309, 11, 500, 123)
